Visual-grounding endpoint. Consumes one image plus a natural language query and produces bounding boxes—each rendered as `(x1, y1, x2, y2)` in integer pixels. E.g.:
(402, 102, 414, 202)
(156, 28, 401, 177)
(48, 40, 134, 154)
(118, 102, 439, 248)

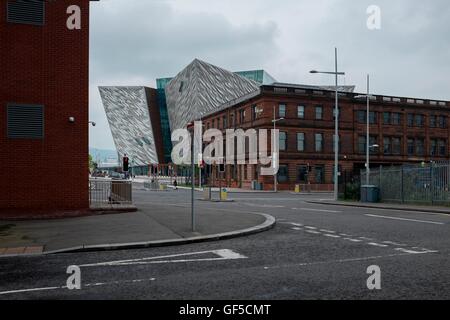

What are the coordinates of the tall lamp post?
(355, 75, 376, 186)
(310, 47, 346, 201)
(272, 106, 284, 192)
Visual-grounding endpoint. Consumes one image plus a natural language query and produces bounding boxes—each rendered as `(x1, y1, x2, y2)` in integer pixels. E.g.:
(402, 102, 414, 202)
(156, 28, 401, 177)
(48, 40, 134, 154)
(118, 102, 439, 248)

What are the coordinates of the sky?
(89, 0, 450, 150)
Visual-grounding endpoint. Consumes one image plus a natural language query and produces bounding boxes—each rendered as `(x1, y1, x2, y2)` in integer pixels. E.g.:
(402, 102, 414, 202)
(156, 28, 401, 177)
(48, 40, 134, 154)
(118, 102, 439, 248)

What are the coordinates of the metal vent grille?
(7, 0, 45, 26)
(7, 104, 44, 139)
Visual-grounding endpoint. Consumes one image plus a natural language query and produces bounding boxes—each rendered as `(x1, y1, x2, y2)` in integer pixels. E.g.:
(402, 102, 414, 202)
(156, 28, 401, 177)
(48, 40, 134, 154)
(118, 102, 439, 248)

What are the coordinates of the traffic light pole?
(191, 129, 196, 232)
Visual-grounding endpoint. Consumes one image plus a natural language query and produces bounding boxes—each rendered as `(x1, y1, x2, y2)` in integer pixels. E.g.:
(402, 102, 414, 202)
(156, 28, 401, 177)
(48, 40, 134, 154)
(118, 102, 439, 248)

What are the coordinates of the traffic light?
(123, 156, 129, 172)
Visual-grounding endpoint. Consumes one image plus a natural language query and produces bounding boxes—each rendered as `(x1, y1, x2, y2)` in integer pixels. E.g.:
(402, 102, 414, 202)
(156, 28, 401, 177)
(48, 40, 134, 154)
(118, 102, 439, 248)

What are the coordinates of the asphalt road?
(1, 189, 449, 300)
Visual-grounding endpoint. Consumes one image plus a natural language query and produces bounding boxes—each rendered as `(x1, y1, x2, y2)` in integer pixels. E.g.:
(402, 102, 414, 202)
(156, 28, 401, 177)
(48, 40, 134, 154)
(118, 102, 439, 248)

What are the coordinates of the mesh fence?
(361, 164, 450, 205)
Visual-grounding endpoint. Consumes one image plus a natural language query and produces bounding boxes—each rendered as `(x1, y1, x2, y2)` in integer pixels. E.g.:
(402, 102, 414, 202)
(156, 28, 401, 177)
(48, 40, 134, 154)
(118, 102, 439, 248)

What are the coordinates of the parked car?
(109, 172, 125, 180)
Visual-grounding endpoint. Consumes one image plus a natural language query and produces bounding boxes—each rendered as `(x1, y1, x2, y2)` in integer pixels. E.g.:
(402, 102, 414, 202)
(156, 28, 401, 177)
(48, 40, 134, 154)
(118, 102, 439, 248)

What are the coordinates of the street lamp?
(310, 47, 346, 201)
(187, 122, 196, 232)
(355, 75, 376, 186)
(272, 106, 284, 193)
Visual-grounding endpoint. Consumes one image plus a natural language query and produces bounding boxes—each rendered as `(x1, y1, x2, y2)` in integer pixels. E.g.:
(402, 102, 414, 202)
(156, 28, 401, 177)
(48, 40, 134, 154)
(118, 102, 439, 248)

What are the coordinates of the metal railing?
(361, 164, 450, 205)
(89, 179, 133, 205)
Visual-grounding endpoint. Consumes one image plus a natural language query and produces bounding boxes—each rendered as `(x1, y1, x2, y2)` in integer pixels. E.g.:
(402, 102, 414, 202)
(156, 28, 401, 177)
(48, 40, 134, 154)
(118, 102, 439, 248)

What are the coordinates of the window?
(297, 133, 305, 152)
(277, 165, 289, 183)
(392, 137, 401, 155)
(279, 132, 287, 151)
(315, 133, 323, 152)
(369, 112, 377, 124)
(212, 119, 216, 128)
(223, 116, 228, 129)
(430, 115, 437, 128)
(297, 166, 308, 183)
(439, 139, 447, 156)
(416, 138, 425, 156)
(358, 136, 366, 154)
(407, 138, 415, 156)
(7, 104, 44, 139)
(430, 139, 438, 156)
(415, 115, 424, 127)
(432, 139, 447, 157)
(7, 0, 45, 26)
(383, 137, 391, 155)
(315, 166, 325, 184)
(239, 109, 245, 124)
(279, 104, 286, 118)
(251, 105, 257, 121)
(383, 112, 391, 125)
(439, 116, 447, 129)
(392, 113, 402, 125)
(315, 106, 323, 120)
(230, 113, 235, 127)
(297, 105, 305, 119)
(407, 114, 414, 127)
(357, 111, 366, 123)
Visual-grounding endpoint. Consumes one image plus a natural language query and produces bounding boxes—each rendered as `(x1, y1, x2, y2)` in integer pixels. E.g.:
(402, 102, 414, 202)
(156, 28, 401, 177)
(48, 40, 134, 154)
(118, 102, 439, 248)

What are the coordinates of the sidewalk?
(0, 202, 275, 257)
(306, 199, 450, 214)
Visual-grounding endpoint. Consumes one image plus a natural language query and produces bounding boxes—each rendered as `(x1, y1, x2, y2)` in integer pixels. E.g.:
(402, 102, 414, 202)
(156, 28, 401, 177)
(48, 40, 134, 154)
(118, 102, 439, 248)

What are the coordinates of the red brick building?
(201, 83, 450, 191)
(0, 0, 94, 212)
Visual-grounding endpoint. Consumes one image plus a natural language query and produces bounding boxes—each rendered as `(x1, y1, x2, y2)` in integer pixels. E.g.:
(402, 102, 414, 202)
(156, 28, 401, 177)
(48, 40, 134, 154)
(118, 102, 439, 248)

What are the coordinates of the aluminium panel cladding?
(164, 59, 261, 132)
(99, 86, 160, 166)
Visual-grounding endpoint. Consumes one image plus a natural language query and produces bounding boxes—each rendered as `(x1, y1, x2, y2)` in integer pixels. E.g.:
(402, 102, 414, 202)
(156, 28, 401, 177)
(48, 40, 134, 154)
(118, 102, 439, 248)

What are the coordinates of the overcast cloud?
(89, 0, 450, 150)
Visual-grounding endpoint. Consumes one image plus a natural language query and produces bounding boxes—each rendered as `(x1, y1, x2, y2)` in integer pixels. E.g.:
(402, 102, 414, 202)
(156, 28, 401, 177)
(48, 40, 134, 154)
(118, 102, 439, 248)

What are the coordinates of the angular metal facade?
(165, 59, 261, 131)
(99, 86, 160, 166)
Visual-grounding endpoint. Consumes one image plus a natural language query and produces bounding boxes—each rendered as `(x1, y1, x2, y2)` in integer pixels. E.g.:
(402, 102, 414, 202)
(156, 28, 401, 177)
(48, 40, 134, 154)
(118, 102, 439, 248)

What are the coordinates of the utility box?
(295, 184, 301, 193)
(361, 185, 380, 203)
(203, 187, 212, 200)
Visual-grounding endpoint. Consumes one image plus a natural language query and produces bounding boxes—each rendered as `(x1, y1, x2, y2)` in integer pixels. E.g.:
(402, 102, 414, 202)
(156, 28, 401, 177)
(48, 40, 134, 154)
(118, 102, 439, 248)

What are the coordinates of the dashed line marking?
(343, 238, 363, 242)
(305, 226, 318, 230)
(368, 242, 389, 248)
(305, 230, 321, 235)
(324, 234, 341, 238)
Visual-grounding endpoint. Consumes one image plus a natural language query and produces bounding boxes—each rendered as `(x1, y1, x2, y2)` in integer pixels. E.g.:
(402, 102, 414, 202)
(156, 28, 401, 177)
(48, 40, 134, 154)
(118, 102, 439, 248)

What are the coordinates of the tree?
(89, 154, 98, 172)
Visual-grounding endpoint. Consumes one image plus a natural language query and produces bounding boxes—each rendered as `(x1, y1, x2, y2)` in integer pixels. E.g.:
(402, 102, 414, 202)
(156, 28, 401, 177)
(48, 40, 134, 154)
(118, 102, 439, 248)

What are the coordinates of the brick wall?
(0, 0, 90, 211)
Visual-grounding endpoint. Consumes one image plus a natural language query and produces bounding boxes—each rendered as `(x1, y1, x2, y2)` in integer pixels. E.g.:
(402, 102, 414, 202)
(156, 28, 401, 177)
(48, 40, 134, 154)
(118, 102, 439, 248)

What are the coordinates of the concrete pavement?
(0, 189, 275, 255)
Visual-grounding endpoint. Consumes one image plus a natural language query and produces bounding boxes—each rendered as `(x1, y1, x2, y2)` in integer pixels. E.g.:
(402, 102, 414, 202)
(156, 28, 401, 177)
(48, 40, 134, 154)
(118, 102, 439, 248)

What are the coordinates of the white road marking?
(323, 234, 341, 238)
(320, 229, 336, 233)
(359, 237, 374, 241)
(368, 242, 389, 248)
(292, 227, 302, 231)
(365, 214, 444, 225)
(262, 251, 436, 270)
(304, 226, 317, 230)
(0, 278, 156, 296)
(382, 241, 407, 246)
(290, 223, 303, 227)
(395, 248, 438, 254)
(343, 238, 363, 242)
(79, 249, 247, 267)
(305, 230, 321, 235)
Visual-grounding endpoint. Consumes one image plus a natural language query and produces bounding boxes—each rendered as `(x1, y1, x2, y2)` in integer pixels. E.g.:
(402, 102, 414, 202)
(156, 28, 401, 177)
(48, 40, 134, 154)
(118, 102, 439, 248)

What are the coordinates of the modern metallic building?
(100, 59, 278, 166)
